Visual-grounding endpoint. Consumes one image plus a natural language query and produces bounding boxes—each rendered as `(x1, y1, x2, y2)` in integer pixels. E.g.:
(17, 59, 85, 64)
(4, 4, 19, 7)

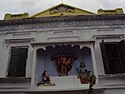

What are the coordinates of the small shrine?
(51, 53, 78, 76)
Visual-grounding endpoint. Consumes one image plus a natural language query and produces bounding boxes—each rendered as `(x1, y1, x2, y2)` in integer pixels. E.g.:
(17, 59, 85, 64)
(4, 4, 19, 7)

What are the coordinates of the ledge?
(31, 40, 95, 46)
(93, 34, 124, 39)
(0, 77, 31, 83)
(98, 73, 125, 86)
(98, 73, 125, 79)
(5, 37, 35, 43)
(0, 77, 31, 89)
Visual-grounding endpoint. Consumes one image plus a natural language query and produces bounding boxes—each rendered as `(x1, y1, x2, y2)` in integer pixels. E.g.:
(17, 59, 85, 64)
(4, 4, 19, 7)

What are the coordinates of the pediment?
(31, 3, 95, 18)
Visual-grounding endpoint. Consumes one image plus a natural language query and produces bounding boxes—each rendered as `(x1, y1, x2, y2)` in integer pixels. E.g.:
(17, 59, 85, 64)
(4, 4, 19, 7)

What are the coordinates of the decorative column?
(31, 46, 37, 89)
(90, 43, 98, 84)
(26, 45, 33, 77)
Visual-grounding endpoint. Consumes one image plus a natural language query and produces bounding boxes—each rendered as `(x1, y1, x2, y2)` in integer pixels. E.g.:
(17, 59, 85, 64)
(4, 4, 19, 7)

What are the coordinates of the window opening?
(100, 40, 125, 74)
(7, 47, 28, 77)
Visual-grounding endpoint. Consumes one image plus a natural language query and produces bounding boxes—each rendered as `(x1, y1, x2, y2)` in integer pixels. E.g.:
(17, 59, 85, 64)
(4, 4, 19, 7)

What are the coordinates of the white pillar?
(26, 45, 33, 77)
(31, 47, 37, 89)
(90, 43, 99, 84)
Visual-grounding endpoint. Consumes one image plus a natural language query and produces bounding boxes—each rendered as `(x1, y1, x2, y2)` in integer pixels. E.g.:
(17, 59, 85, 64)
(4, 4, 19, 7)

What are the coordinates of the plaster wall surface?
(0, 15, 125, 93)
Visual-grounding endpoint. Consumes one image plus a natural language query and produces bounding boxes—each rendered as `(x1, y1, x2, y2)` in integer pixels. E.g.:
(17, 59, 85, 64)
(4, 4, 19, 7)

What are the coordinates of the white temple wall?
(0, 24, 124, 89)
(0, 35, 9, 77)
(0, 31, 35, 78)
(0, 26, 124, 78)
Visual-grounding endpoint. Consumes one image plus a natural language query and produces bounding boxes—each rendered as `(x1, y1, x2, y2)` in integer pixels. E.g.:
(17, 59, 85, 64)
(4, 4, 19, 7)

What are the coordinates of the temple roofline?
(30, 3, 95, 18)
(1, 14, 125, 26)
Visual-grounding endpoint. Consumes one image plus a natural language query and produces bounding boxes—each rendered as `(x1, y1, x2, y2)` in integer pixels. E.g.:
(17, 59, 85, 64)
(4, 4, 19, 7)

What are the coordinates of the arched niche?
(35, 45, 93, 82)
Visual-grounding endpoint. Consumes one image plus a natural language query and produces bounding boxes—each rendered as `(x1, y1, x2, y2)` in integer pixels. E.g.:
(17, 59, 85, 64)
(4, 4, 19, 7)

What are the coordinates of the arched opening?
(36, 45, 93, 82)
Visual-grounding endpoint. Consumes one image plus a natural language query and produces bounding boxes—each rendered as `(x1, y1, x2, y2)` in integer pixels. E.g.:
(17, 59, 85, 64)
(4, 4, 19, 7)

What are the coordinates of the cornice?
(31, 40, 95, 47)
(1, 14, 125, 26)
(5, 37, 35, 44)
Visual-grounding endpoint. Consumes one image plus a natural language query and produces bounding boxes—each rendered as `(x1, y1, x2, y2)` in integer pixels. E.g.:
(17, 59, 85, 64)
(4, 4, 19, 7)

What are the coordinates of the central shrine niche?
(36, 45, 93, 83)
(51, 53, 78, 76)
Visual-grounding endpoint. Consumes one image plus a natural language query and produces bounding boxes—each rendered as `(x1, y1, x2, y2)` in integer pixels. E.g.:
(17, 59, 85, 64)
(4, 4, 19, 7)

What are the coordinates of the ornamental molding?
(31, 40, 95, 46)
(1, 15, 125, 31)
(93, 34, 124, 39)
(1, 15, 125, 26)
(5, 37, 35, 44)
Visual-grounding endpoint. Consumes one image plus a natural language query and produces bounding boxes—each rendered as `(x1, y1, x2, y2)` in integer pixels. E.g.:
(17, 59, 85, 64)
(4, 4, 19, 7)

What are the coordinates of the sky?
(0, 0, 125, 20)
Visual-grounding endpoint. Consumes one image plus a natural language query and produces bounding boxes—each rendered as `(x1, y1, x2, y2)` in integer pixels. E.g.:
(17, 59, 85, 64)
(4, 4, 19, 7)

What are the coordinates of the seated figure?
(41, 71, 51, 85)
(37, 71, 55, 86)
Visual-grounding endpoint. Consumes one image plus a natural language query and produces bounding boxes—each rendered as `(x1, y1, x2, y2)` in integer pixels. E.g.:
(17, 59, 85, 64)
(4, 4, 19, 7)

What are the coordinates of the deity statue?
(51, 53, 78, 76)
(37, 71, 55, 86)
(41, 71, 51, 85)
(76, 61, 90, 84)
(76, 61, 97, 94)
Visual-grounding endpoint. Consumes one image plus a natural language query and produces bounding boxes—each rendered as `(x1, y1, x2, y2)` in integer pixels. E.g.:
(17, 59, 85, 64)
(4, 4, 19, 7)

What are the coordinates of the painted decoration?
(51, 52, 78, 76)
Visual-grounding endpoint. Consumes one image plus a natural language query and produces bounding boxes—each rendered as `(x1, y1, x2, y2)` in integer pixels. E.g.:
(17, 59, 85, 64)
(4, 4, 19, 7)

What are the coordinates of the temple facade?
(0, 3, 125, 94)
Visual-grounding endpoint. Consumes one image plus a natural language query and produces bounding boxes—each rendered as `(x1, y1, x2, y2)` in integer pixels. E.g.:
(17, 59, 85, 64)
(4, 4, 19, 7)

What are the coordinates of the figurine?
(76, 61, 89, 84)
(37, 71, 55, 86)
(51, 53, 77, 76)
(88, 72, 97, 94)
(41, 71, 51, 85)
(76, 62, 97, 94)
